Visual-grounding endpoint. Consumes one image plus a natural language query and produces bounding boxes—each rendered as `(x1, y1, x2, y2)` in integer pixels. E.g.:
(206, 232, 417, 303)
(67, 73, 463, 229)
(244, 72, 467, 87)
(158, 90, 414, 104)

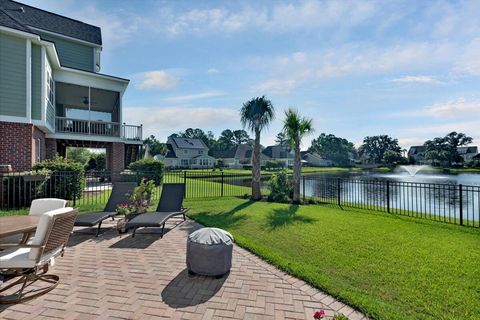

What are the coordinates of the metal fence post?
(459, 184, 463, 226)
(72, 173, 77, 207)
(337, 179, 341, 206)
(302, 175, 306, 203)
(221, 172, 224, 197)
(386, 180, 390, 213)
(183, 171, 187, 199)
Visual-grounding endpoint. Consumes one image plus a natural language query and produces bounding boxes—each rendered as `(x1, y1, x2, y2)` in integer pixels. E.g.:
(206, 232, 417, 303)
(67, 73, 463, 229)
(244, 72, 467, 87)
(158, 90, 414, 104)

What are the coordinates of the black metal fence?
(1, 170, 479, 228)
(302, 177, 480, 228)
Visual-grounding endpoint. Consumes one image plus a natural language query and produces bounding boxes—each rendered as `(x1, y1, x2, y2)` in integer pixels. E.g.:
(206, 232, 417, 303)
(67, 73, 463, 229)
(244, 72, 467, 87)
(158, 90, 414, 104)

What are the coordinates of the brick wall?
(0, 121, 34, 171)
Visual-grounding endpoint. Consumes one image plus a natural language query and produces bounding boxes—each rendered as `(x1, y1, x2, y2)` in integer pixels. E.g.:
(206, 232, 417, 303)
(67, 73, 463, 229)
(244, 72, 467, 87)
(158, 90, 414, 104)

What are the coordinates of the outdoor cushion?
(0, 247, 36, 269)
(0, 246, 63, 269)
(29, 198, 68, 216)
(186, 228, 234, 277)
(74, 212, 116, 226)
(127, 212, 180, 228)
(29, 207, 73, 260)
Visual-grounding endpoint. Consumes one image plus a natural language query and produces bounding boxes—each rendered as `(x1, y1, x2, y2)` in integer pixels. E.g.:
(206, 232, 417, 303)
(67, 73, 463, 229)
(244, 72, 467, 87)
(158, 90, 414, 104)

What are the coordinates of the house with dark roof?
(155, 137, 215, 168)
(210, 144, 270, 168)
(407, 146, 428, 164)
(262, 145, 294, 167)
(300, 151, 334, 167)
(0, 0, 142, 172)
(457, 146, 478, 162)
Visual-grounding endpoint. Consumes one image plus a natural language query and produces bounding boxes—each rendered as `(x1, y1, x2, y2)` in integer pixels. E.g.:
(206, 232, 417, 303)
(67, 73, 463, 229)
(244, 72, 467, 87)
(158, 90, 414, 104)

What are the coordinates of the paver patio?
(0, 218, 367, 320)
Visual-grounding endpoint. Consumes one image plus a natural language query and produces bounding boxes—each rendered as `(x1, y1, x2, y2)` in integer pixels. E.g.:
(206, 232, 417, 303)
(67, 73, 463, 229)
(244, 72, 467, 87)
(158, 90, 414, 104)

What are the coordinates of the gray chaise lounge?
(127, 183, 189, 238)
(74, 182, 136, 236)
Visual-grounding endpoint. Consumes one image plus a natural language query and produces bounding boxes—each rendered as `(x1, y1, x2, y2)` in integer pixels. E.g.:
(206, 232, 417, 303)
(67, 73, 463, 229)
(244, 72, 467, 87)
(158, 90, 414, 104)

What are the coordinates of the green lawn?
(184, 197, 480, 320)
(175, 166, 360, 175)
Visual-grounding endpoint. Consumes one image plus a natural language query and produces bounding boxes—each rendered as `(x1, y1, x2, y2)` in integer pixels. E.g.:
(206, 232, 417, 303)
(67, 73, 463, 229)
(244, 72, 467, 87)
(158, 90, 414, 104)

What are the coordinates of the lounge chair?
(0, 207, 78, 304)
(127, 183, 189, 238)
(74, 182, 136, 237)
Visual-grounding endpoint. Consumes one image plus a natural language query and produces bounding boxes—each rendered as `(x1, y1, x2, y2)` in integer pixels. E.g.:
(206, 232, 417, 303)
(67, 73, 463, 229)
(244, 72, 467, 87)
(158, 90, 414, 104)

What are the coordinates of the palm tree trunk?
(251, 128, 261, 200)
(292, 142, 301, 203)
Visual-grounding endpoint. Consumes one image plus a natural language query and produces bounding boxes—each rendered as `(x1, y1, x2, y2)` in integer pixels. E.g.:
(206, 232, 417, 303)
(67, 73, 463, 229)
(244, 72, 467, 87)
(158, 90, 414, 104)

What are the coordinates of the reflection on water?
(302, 170, 480, 227)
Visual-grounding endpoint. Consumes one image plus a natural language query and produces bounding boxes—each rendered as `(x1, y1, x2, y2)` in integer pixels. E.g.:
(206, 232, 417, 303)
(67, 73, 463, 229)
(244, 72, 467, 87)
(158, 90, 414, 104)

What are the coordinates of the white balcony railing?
(55, 117, 142, 141)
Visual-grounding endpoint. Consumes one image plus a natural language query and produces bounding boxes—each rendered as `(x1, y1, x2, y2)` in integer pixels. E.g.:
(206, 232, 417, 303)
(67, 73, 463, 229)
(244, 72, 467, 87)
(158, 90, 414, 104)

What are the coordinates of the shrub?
(332, 314, 349, 320)
(267, 169, 292, 203)
(128, 158, 164, 185)
(129, 179, 156, 214)
(32, 155, 85, 200)
(85, 153, 106, 171)
(264, 160, 285, 171)
(1, 171, 50, 208)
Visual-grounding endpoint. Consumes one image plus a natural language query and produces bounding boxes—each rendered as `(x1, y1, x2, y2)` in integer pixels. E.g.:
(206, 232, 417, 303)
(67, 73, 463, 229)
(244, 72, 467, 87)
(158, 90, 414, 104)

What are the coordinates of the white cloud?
(123, 106, 240, 141)
(391, 76, 443, 84)
(136, 71, 178, 90)
(252, 42, 457, 94)
(163, 91, 225, 103)
(390, 98, 480, 119)
(454, 37, 480, 76)
(207, 68, 220, 74)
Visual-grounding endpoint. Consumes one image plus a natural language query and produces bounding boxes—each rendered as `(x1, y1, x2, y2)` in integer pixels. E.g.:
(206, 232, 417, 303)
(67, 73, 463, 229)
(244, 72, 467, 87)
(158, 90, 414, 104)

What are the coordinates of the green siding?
(0, 33, 26, 117)
(31, 44, 42, 120)
(38, 32, 94, 72)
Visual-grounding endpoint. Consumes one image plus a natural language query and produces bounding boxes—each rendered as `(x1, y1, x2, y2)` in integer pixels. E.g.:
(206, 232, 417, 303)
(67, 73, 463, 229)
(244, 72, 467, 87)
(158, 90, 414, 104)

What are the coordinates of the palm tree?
(240, 96, 275, 200)
(283, 108, 314, 204)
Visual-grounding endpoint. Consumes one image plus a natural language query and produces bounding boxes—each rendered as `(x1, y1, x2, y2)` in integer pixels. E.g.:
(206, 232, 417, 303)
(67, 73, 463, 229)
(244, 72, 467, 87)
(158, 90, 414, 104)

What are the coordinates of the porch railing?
(54, 117, 142, 141)
(123, 124, 142, 141)
(55, 117, 120, 137)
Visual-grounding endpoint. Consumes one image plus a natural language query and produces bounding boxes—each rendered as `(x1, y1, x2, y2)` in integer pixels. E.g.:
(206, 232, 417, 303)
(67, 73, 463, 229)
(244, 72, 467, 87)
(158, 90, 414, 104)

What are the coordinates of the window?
(34, 139, 41, 163)
(46, 66, 54, 106)
(183, 150, 188, 154)
(199, 150, 203, 155)
(181, 159, 189, 166)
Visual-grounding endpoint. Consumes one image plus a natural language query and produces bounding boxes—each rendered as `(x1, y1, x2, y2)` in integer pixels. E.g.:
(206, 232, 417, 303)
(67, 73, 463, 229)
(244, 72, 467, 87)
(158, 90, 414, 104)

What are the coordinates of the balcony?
(55, 117, 142, 141)
(52, 82, 142, 142)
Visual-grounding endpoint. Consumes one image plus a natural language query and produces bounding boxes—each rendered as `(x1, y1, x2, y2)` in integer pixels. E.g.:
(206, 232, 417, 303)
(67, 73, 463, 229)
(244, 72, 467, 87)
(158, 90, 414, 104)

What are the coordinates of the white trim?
(0, 115, 31, 123)
(0, 26, 40, 41)
(28, 27, 102, 48)
(54, 68, 129, 93)
(60, 66, 129, 83)
(41, 47, 46, 121)
(26, 39, 32, 121)
(45, 132, 142, 144)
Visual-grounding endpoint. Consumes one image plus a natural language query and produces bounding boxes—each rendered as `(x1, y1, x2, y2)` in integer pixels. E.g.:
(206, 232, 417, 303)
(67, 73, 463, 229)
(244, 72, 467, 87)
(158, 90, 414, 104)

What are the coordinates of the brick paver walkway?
(0, 218, 367, 320)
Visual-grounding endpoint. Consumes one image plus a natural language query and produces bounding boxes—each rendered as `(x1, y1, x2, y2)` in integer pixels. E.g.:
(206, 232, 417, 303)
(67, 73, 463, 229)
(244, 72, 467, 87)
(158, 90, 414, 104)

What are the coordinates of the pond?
(302, 167, 480, 227)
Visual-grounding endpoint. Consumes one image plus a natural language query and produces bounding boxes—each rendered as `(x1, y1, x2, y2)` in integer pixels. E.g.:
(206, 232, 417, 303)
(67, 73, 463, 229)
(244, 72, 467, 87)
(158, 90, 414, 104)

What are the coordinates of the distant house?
(408, 145, 478, 164)
(408, 146, 427, 164)
(457, 146, 478, 162)
(301, 151, 334, 167)
(155, 137, 215, 168)
(262, 145, 294, 167)
(211, 144, 252, 168)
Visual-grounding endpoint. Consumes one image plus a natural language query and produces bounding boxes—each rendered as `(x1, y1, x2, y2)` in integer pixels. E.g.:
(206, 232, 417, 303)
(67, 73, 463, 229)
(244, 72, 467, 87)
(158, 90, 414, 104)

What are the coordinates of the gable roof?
(408, 146, 426, 154)
(262, 145, 294, 159)
(164, 144, 177, 159)
(170, 137, 207, 149)
(457, 146, 478, 154)
(0, 0, 102, 45)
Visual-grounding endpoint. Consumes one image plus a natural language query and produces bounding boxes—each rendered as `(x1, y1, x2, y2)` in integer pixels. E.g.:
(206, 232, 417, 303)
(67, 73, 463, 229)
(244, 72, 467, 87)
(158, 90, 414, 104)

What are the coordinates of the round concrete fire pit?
(186, 227, 234, 278)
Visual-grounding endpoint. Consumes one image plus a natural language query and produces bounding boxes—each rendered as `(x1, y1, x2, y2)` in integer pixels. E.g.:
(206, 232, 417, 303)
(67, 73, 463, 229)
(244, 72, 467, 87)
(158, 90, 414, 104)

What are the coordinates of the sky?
(24, 0, 480, 150)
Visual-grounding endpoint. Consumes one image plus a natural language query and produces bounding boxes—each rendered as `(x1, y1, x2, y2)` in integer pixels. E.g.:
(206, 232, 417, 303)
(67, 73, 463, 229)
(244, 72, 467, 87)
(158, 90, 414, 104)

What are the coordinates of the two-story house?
(155, 137, 215, 169)
(0, 0, 142, 172)
(262, 145, 294, 167)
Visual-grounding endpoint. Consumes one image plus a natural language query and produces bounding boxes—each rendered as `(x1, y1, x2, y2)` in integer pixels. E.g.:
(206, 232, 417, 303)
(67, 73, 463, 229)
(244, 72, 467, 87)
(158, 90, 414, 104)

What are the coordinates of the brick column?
(0, 121, 34, 171)
(107, 142, 125, 174)
(45, 139, 57, 159)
